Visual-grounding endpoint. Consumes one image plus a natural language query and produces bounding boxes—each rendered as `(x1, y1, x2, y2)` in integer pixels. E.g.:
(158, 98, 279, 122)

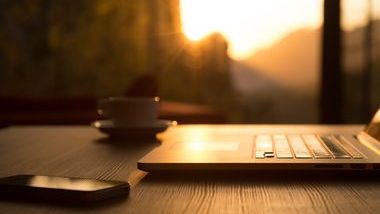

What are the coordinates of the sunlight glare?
(180, 0, 323, 59)
(180, 0, 219, 41)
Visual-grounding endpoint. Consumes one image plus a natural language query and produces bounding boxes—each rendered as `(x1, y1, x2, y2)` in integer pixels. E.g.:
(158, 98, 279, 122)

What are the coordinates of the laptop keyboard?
(254, 134, 364, 159)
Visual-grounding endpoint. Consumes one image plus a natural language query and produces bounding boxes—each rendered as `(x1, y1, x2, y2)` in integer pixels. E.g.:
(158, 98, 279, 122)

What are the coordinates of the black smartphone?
(0, 174, 130, 202)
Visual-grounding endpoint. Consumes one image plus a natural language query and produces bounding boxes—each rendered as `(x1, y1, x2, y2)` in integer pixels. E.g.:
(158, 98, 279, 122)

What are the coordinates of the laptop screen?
(364, 109, 380, 141)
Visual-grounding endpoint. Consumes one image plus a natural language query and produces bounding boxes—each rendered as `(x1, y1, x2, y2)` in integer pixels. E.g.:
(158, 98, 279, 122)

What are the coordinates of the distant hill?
(230, 28, 321, 122)
(240, 20, 380, 96)
(230, 60, 319, 123)
(230, 61, 280, 96)
(243, 28, 321, 96)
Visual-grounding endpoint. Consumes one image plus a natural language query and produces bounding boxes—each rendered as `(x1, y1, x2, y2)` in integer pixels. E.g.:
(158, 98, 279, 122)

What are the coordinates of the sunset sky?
(180, 0, 380, 60)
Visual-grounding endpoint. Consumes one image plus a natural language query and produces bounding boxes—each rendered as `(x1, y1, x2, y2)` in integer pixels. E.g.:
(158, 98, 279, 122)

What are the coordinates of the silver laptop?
(138, 109, 380, 171)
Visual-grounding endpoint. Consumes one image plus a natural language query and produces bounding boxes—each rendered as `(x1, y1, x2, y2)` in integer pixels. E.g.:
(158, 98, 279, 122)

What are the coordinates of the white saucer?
(92, 120, 177, 138)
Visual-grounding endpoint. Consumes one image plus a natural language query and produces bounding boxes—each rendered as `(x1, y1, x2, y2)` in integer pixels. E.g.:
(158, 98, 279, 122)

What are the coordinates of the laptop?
(138, 109, 380, 171)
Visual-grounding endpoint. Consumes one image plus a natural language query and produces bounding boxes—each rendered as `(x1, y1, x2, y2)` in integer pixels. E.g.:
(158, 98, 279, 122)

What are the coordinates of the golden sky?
(181, 0, 380, 60)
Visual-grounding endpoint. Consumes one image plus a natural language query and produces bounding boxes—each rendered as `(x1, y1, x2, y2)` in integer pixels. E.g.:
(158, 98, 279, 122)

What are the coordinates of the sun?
(180, 0, 219, 41)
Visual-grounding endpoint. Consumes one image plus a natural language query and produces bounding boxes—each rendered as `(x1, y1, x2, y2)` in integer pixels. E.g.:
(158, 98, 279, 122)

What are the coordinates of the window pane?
(342, 0, 380, 123)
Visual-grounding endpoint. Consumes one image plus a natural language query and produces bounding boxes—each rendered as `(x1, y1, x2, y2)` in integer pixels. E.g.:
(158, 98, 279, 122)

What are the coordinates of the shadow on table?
(95, 136, 160, 146)
(141, 170, 380, 184)
(93, 136, 160, 152)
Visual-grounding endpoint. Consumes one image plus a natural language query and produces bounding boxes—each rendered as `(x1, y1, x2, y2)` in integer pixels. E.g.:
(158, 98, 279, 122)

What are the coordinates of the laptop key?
(302, 134, 332, 159)
(255, 135, 274, 159)
(287, 135, 312, 159)
(273, 135, 293, 159)
(320, 136, 351, 159)
(335, 135, 364, 159)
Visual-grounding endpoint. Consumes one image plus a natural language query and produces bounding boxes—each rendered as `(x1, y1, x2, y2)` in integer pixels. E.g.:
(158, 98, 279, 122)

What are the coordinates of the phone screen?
(0, 175, 130, 202)
(3, 175, 122, 191)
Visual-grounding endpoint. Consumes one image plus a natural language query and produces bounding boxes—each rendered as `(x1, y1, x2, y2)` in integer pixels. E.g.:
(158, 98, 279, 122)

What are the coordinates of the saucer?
(92, 120, 177, 138)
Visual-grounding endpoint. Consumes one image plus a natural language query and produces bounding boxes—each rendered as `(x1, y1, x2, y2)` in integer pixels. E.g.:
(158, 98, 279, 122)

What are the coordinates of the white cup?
(97, 97, 160, 127)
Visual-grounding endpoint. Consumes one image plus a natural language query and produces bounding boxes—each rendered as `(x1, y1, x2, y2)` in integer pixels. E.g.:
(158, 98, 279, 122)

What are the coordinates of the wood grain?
(0, 125, 379, 214)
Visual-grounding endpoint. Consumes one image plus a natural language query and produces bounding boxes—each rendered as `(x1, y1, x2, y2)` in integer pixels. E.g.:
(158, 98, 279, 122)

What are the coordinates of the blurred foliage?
(0, 0, 235, 117)
(0, 0, 150, 96)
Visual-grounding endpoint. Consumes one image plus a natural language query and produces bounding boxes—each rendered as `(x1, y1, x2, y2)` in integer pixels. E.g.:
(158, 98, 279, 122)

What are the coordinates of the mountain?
(241, 20, 380, 96)
(230, 61, 280, 96)
(243, 29, 321, 96)
(229, 29, 321, 122)
(230, 60, 319, 123)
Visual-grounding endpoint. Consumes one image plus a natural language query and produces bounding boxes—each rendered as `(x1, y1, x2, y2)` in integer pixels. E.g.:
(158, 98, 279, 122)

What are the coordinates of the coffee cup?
(97, 97, 160, 127)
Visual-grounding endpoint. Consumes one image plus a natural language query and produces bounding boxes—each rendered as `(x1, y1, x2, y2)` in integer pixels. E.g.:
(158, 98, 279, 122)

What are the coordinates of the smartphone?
(0, 174, 130, 202)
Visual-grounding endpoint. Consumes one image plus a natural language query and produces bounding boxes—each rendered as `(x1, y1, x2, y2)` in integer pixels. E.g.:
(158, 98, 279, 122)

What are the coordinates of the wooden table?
(0, 125, 379, 213)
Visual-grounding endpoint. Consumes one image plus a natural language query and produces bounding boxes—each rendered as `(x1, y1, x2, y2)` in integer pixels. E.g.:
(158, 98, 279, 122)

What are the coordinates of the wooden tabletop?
(0, 125, 379, 213)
